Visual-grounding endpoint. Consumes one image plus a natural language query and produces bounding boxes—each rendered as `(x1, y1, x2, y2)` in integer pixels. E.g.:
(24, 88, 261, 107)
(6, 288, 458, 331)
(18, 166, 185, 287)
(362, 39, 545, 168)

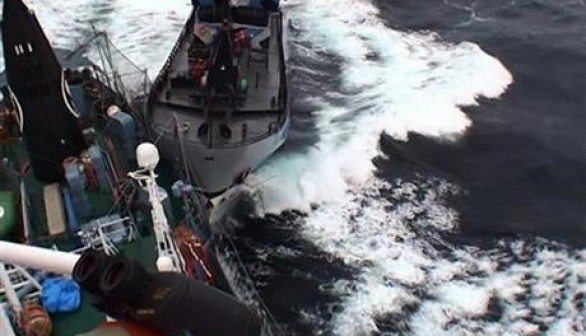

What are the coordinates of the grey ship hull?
(148, 4, 289, 195)
(153, 112, 289, 196)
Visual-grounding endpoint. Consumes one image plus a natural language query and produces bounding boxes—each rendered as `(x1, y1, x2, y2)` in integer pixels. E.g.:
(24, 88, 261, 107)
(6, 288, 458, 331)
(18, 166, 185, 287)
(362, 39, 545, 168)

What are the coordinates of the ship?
(0, 0, 266, 335)
(148, 0, 290, 196)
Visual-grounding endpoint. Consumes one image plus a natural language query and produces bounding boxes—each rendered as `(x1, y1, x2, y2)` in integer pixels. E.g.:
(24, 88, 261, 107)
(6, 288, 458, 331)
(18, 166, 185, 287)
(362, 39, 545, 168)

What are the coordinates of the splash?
(297, 178, 586, 335)
(249, 0, 512, 214)
(242, 0, 584, 334)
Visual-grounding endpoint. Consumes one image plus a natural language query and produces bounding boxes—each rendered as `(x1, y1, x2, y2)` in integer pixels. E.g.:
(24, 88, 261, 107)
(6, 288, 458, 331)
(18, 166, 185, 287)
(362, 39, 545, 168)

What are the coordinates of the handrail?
(150, 9, 197, 103)
(152, 117, 287, 149)
(276, 11, 288, 124)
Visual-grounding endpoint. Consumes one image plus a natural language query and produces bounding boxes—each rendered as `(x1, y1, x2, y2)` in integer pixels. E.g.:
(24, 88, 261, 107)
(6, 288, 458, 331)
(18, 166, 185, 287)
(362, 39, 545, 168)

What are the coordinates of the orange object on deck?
(21, 301, 52, 336)
(191, 59, 207, 86)
(173, 224, 214, 285)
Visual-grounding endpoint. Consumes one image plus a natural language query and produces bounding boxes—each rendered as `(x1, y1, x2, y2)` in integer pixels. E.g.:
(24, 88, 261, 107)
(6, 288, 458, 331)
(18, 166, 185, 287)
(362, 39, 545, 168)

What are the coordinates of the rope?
(215, 228, 283, 335)
(152, 117, 176, 146)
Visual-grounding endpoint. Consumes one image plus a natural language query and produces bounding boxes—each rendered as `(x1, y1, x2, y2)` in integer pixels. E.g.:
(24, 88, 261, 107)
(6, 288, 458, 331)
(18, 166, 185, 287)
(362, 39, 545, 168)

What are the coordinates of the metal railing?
(150, 9, 197, 103)
(76, 216, 136, 255)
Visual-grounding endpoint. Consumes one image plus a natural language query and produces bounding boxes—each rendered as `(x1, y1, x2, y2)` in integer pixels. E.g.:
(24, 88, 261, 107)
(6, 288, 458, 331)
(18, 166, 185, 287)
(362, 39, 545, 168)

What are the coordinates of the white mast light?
(136, 142, 160, 170)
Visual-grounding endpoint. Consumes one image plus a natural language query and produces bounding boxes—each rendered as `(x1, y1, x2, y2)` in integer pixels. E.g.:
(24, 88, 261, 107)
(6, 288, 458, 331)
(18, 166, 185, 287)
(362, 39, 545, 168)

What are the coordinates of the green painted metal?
(0, 191, 16, 238)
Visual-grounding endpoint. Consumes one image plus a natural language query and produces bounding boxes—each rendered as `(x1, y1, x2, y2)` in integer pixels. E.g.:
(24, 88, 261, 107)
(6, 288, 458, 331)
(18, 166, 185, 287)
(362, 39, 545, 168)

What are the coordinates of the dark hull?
(2, 0, 87, 183)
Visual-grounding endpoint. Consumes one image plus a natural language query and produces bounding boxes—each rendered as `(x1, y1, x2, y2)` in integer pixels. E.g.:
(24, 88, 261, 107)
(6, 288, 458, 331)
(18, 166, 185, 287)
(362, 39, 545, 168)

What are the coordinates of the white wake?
(296, 178, 585, 335)
(249, 0, 512, 214)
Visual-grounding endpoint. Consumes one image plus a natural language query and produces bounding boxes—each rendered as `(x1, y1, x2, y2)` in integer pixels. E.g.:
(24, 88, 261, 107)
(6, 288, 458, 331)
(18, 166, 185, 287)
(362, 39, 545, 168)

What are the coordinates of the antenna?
(130, 143, 184, 273)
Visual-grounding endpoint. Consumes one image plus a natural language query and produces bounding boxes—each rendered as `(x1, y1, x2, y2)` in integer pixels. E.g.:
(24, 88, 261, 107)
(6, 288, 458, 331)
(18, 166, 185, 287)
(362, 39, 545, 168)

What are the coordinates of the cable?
(215, 228, 283, 335)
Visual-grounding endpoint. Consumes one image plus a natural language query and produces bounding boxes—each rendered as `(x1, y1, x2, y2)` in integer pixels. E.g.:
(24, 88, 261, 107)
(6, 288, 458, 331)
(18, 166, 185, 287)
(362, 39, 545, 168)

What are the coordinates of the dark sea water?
(375, 0, 586, 246)
(2, 0, 584, 335)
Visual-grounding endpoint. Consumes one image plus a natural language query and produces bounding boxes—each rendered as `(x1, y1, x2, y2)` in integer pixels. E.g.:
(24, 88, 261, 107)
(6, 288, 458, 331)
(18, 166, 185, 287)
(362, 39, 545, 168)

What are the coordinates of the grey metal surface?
(155, 117, 289, 195)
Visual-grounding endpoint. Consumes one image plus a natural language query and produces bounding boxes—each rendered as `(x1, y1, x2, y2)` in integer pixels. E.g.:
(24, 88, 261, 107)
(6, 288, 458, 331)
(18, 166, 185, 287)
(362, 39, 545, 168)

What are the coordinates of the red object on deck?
(191, 60, 207, 86)
(233, 28, 246, 57)
(173, 224, 215, 285)
(93, 321, 160, 336)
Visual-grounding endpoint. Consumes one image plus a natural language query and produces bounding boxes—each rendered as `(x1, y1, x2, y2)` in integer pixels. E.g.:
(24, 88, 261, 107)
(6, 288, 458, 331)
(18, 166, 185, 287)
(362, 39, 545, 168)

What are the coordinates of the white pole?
(0, 241, 80, 276)
(131, 143, 184, 273)
(0, 263, 22, 316)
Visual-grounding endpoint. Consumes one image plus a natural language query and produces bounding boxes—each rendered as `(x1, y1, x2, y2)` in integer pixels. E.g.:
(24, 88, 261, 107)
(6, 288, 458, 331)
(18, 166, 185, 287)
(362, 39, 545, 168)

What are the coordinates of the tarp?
(41, 277, 81, 313)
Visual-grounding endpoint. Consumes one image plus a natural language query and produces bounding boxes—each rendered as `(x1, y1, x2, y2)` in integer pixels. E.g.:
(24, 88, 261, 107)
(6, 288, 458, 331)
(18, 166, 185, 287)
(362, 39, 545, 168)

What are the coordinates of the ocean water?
(2, 0, 585, 335)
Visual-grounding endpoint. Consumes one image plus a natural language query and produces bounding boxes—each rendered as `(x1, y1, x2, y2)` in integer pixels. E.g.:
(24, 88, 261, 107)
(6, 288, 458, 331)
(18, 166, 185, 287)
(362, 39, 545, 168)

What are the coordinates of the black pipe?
(72, 251, 134, 320)
(72, 250, 262, 336)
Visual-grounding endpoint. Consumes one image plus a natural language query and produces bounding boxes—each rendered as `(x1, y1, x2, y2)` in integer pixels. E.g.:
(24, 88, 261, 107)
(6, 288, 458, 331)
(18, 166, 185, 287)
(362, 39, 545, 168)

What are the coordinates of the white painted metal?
(129, 143, 184, 273)
(0, 263, 22, 316)
(0, 303, 16, 336)
(0, 241, 79, 276)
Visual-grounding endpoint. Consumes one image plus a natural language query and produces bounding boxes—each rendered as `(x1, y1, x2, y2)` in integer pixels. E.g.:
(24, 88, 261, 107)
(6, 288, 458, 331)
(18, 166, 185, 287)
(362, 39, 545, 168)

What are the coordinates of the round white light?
(0, 206, 4, 219)
(136, 142, 160, 170)
(156, 256, 174, 272)
(106, 105, 121, 118)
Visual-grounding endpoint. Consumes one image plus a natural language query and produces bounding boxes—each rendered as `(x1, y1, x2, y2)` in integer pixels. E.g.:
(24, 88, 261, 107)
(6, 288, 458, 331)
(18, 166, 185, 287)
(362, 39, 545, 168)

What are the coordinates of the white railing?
(76, 216, 136, 256)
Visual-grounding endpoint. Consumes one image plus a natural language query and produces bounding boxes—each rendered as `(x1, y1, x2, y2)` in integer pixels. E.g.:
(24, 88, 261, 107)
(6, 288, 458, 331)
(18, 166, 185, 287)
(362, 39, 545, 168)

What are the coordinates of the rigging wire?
(152, 117, 176, 145)
(171, 121, 283, 333)
(216, 231, 284, 335)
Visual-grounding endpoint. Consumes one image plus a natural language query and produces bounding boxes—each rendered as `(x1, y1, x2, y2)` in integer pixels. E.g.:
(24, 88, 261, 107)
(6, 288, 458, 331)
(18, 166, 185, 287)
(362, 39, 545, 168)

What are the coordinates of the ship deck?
(149, 10, 287, 149)
(0, 109, 200, 336)
(155, 21, 282, 112)
(13, 162, 191, 336)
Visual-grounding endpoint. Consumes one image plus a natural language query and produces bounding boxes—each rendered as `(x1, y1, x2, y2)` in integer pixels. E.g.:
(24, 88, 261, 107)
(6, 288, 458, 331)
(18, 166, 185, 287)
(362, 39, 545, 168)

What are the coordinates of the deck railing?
(150, 9, 197, 103)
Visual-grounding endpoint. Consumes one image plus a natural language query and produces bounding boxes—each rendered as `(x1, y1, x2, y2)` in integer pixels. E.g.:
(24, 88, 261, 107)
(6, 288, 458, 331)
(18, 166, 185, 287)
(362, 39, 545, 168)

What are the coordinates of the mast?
(128, 143, 184, 273)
